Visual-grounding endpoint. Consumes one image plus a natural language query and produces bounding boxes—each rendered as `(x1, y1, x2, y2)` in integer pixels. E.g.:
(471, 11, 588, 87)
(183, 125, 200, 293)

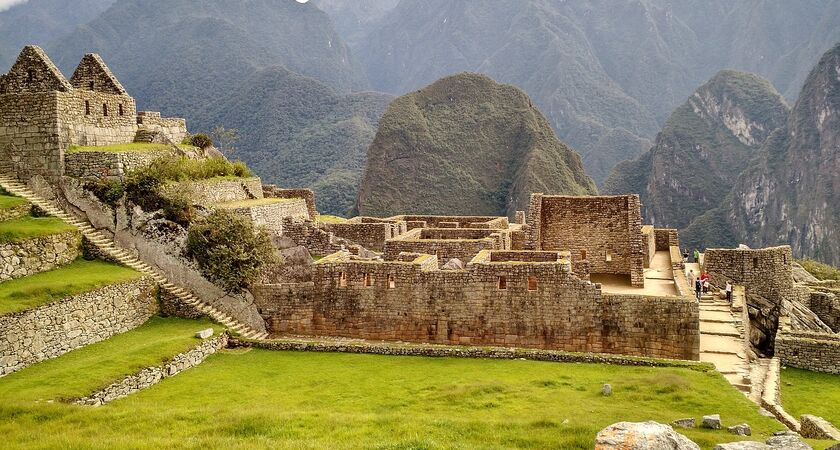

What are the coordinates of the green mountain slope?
(605, 70, 789, 232)
(192, 66, 392, 216)
(356, 73, 597, 217)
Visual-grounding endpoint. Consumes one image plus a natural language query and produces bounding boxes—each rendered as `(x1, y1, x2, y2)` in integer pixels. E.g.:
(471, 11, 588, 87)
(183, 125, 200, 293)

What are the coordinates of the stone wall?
(74, 332, 227, 406)
(0, 91, 65, 179)
(58, 90, 137, 147)
(255, 251, 699, 360)
(137, 112, 187, 144)
(382, 228, 504, 264)
(0, 230, 81, 281)
(323, 221, 400, 252)
(641, 225, 655, 268)
(704, 246, 794, 353)
(0, 277, 156, 376)
(527, 194, 645, 287)
(0, 201, 30, 221)
(263, 185, 317, 220)
(223, 199, 310, 234)
(775, 329, 840, 374)
(807, 290, 840, 332)
(387, 215, 509, 229)
(64, 148, 175, 178)
(159, 177, 263, 206)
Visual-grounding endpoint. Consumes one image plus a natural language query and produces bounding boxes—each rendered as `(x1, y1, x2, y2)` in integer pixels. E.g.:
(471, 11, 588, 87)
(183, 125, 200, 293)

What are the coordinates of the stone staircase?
(698, 293, 751, 393)
(0, 174, 268, 340)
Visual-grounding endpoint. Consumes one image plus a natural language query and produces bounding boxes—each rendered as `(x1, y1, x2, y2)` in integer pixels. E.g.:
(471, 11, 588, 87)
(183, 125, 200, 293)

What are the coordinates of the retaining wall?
(0, 230, 81, 281)
(64, 148, 175, 178)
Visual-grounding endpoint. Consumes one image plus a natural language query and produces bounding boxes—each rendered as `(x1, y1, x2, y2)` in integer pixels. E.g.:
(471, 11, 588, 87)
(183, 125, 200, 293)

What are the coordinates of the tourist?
(695, 278, 702, 300)
(687, 269, 695, 286)
(700, 271, 710, 293)
(703, 278, 710, 294)
(683, 249, 689, 262)
(693, 248, 700, 263)
(725, 281, 733, 302)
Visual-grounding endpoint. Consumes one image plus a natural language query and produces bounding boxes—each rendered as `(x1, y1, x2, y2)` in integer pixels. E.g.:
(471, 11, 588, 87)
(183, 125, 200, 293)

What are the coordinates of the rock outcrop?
(594, 421, 699, 450)
(356, 73, 597, 217)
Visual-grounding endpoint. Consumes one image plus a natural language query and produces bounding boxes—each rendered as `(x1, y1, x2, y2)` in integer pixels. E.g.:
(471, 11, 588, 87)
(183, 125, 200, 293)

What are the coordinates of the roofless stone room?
(0, 1, 839, 448)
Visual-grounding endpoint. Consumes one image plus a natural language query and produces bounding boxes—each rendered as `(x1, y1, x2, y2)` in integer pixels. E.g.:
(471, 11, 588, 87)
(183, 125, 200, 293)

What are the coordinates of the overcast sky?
(0, 0, 27, 12)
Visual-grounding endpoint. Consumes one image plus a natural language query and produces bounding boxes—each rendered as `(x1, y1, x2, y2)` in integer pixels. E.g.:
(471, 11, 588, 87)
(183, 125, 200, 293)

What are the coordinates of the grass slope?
(0, 316, 221, 403)
(0, 259, 142, 314)
(0, 193, 27, 210)
(782, 368, 840, 429)
(0, 349, 785, 449)
(0, 216, 75, 243)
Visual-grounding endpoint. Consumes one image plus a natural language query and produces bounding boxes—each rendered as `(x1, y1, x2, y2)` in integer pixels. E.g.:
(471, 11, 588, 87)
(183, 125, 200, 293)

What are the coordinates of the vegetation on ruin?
(0, 259, 142, 314)
(0, 347, 792, 449)
(781, 367, 840, 429)
(184, 133, 213, 149)
(317, 214, 346, 223)
(0, 316, 221, 401)
(797, 259, 840, 281)
(214, 198, 295, 209)
(186, 210, 279, 293)
(0, 190, 27, 210)
(129, 155, 252, 183)
(0, 216, 76, 243)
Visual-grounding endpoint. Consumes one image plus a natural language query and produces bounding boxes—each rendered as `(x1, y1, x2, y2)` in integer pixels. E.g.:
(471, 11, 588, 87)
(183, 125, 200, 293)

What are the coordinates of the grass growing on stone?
(0, 216, 76, 243)
(781, 367, 840, 428)
(0, 259, 142, 314)
(0, 316, 221, 403)
(0, 347, 786, 449)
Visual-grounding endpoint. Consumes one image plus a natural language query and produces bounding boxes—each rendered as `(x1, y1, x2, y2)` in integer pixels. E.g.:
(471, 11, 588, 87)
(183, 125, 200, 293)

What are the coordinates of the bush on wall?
(186, 210, 279, 293)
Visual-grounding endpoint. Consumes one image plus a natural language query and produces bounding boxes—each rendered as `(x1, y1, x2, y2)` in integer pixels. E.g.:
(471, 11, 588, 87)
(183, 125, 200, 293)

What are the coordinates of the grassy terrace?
(0, 259, 143, 315)
(0, 344, 797, 449)
(318, 214, 346, 223)
(66, 143, 196, 153)
(782, 367, 840, 429)
(0, 193, 27, 210)
(0, 216, 76, 243)
(0, 316, 221, 403)
(214, 198, 293, 209)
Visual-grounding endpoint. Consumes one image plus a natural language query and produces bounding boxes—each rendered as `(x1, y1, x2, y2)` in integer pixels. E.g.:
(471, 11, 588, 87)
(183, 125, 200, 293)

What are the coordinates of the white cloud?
(0, 0, 29, 12)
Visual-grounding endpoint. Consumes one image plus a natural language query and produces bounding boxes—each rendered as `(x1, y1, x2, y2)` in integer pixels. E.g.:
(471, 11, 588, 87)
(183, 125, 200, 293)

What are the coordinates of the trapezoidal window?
(605, 251, 612, 262)
(498, 276, 507, 290)
(102, 103, 108, 116)
(753, 257, 758, 269)
(118, 104, 124, 116)
(388, 274, 396, 289)
(580, 250, 587, 260)
(88, 81, 94, 90)
(527, 276, 538, 291)
(364, 273, 374, 287)
(339, 272, 347, 287)
(27, 69, 34, 82)
(84, 100, 90, 116)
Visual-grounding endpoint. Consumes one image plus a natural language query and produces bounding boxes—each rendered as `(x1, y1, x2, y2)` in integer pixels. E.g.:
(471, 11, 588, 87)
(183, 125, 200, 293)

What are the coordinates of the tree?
(211, 126, 240, 155)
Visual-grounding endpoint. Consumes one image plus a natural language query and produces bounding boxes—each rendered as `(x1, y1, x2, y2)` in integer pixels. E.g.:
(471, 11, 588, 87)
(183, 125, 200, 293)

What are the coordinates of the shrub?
(188, 133, 214, 149)
(232, 161, 252, 178)
(86, 179, 125, 206)
(798, 259, 840, 281)
(186, 210, 279, 293)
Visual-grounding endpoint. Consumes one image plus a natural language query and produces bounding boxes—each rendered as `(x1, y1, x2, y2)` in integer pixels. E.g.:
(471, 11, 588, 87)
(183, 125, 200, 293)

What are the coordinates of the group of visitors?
(682, 248, 701, 263)
(686, 269, 733, 302)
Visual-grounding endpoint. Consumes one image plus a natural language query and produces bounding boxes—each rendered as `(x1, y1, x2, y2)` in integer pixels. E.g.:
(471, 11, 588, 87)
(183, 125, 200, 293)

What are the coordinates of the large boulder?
(713, 442, 769, 450)
(595, 421, 699, 450)
(765, 434, 812, 450)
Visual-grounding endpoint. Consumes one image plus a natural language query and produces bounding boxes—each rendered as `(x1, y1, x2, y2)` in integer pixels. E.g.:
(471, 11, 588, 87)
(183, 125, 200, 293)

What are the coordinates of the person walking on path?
(725, 281, 733, 303)
(683, 249, 689, 263)
(688, 269, 696, 286)
(693, 248, 700, 263)
(695, 278, 702, 300)
(700, 271, 710, 293)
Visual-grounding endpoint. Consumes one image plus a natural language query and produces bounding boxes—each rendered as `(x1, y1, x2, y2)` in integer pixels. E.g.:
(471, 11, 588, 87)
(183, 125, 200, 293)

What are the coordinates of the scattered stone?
(702, 414, 722, 429)
(441, 258, 464, 270)
(671, 418, 695, 428)
(765, 434, 812, 450)
(195, 328, 214, 339)
(602, 383, 612, 396)
(800, 415, 840, 440)
(713, 442, 769, 450)
(727, 423, 751, 436)
(594, 421, 699, 450)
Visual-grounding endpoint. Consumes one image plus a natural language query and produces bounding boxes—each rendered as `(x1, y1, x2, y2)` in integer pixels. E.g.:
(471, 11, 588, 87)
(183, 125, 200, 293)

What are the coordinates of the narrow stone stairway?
(698, 293, 751, 393)
(0, 174, 268, 340)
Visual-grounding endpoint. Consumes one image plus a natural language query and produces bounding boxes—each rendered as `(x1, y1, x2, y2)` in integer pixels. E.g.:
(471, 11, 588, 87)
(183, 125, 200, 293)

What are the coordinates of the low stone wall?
(654, 228, 679, 252)
(775, 330, 840, 374)
(235, 337, 708, 368)
(225, 199, 310, 234)
(323, 221, 403, 252)
(137, 111, 187, 144)
(0, 277, 156, 376)
(160, 177, 263, 205)
(0, 202, 30, 221)
(64, 148, 175, 178)
(760, 357, 800, 432)
(800, 415, 840, 440)
(0, 230, 81, 281)
(74, 332, 227, 406)
(263, 185, 317, 220)
(808, 290, 840, 332)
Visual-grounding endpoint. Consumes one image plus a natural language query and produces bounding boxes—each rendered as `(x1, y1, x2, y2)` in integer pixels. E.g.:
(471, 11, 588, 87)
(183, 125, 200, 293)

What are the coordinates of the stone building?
(0, 46, 186, 180)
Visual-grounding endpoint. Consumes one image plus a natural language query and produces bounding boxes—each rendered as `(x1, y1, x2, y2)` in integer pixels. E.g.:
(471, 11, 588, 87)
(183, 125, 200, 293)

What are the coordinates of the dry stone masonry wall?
(0, 230, 81, 281)
(160, 177, 263, 206)
(65, 148, 176, 178)
(0, 277, 156, 376)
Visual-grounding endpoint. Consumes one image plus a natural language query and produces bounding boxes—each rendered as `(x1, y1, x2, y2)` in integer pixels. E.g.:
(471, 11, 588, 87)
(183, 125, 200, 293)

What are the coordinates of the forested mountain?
(356, 73, 596, 217)
(605, 70, 789, 231)
(0, 0, 114, 69)
(325, 0, 840, 184)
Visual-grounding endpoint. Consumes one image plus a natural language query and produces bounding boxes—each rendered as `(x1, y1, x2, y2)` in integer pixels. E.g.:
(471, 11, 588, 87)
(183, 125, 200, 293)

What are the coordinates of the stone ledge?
(232, 336, 711, 369)
(0, 229, 81, 282)
(73, 332, 227, 406)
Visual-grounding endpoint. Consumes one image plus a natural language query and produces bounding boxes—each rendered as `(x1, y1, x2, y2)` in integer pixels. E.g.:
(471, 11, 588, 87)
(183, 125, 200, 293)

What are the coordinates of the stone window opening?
(580, 250, 587, 260)
(527, 276, 538, 291)
(88, 81, 94, 90)
(339, 272, 347, 287)
(84, 100, 90, 116)
(364, 273, 374, 287)
(103, 103, 108, 116)
(27, 69, 34, 82)
(388, 274, 396, 289)
(118, 104, 124, 116)
(752, 257, 758, 269)
(498, 276, 507, 290)
(605, 251, 612, 262)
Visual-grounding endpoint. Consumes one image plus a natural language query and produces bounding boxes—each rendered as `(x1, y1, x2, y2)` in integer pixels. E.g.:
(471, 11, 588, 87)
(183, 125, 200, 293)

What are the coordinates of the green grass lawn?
(0, 193, 27, 210)
(782, 367, 840, 428)
(0, 216, 76, 243)
(0, 344, 790, 449)
(0, 259, 142, 314)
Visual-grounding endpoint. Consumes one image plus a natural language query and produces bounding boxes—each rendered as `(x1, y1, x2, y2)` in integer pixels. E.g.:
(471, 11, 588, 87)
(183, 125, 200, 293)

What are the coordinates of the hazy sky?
(0, 0, 27, 12)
